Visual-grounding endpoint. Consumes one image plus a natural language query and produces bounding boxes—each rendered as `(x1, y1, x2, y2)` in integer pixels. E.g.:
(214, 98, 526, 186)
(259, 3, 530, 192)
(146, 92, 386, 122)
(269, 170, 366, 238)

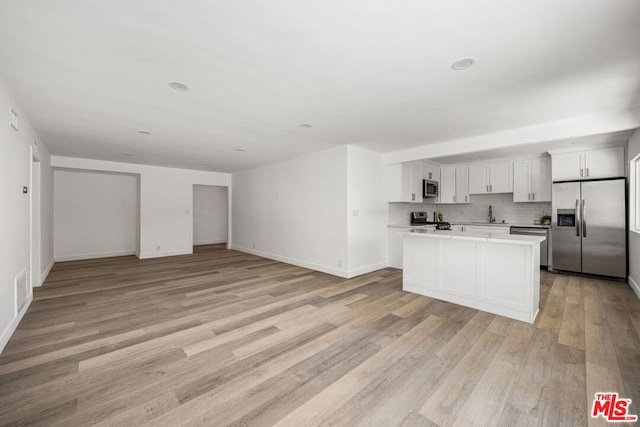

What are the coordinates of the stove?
(411, 211, 451, 230)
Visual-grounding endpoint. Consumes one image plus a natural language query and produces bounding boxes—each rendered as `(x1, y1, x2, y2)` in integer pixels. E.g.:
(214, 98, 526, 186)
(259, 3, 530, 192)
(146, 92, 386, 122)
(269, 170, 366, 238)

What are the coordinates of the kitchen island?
(403, 229, 545, 323)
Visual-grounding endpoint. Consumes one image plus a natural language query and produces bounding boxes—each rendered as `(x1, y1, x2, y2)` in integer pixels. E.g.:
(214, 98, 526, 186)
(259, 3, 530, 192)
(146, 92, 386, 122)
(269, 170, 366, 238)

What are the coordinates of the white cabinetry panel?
(584, 146, 625, 179)
(387, 161, 424, 202)
(438, 167, 456, 204)
(455, 166, 469, 203)
(468, 161, 513, 194)
(514, 158, 551, 202)
(551, 146, 624, 181)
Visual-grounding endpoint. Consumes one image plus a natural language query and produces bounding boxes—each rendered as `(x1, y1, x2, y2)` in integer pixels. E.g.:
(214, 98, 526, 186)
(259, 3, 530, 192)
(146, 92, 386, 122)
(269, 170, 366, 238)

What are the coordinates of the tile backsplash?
(388, 193, 551, 225)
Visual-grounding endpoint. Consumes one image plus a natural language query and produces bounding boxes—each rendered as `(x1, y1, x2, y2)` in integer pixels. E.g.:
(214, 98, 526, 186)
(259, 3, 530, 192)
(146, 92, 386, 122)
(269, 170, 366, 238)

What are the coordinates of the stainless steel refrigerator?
(552, 179, 626, 278)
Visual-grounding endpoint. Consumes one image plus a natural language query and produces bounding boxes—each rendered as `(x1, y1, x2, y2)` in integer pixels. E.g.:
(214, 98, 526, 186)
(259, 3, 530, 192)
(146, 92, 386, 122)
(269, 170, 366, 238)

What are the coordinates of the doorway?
(192, 185, 228, 247)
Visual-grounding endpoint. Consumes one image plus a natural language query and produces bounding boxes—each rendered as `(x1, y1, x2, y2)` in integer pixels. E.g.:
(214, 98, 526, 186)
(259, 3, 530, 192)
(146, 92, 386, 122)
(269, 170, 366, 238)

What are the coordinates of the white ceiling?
(0, 0, 639, 172)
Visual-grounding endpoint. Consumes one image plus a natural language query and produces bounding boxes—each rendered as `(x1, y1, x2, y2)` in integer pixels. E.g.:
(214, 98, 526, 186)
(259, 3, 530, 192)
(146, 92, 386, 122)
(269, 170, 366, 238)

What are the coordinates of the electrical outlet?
(352, 209, 359, 217)
(156, 245, 160, 251)
(337, 260, 343, 268)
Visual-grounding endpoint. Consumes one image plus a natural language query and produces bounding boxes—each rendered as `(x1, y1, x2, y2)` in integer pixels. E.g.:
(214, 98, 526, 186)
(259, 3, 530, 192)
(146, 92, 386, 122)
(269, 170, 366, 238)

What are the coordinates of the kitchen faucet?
(489, 205, 496, 223)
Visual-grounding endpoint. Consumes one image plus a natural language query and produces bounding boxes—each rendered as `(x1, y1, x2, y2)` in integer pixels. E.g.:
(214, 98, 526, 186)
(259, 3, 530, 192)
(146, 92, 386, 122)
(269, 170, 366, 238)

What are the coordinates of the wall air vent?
(15, 270, 29, 313)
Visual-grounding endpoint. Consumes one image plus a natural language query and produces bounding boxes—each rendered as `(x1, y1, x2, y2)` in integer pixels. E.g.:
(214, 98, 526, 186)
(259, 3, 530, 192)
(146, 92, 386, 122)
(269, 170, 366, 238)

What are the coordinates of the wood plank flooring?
(0, 244, 638, 426)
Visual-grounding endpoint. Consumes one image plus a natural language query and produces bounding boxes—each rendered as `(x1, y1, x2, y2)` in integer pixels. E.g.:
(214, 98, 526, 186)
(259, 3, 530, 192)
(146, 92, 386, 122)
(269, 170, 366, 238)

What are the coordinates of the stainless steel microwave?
(423, 179, 438, 198)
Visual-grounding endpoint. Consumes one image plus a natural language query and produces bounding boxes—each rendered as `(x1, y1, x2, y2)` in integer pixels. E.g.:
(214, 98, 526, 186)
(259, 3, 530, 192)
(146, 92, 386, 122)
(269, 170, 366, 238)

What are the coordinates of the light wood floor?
(0, 244, 638, 426)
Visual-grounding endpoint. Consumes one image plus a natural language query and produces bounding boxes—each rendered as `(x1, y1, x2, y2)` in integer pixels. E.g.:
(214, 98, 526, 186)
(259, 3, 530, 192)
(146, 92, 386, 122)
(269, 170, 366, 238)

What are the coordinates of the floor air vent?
(15, 270, 29, 313)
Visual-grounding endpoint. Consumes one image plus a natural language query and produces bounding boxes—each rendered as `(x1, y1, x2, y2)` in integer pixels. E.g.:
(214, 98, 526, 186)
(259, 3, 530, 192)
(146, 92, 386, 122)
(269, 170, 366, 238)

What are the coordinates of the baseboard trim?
(230, 245, 350, 278)
(0, 292, 33, 354)
(194, 239, 227, 246)
(347, 262, 389, 278)
(39, 258, 55, 286)
(629, 275, 640, 300)
(55, 250, 137, 262)
(135, 250, 141, 259)
(138, 249, 192, 259)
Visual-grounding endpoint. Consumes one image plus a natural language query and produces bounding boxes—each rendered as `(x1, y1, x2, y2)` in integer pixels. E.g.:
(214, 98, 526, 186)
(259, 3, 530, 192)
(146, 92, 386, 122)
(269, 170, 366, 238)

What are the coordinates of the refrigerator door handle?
(582, 199, 587, 238)
(575, 199, 581, 237)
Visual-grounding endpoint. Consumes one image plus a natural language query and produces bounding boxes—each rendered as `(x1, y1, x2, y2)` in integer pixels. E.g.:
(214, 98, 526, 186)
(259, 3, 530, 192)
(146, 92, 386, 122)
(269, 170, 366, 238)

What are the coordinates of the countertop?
(405, 228, 546, 245)
(450, 222, 550, 229)
(387, 224, 436, 229)
(389, 222, 550, 229)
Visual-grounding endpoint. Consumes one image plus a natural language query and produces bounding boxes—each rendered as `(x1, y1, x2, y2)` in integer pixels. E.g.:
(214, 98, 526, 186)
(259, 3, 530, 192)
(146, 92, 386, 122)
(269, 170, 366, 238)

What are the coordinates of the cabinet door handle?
(490, 185, 493, 192)
(586, 168, 589, 177)
(411, 193, 415, 201)
(454, 195, 456, 202)
(486, 185, 488, 192)
(528, 193, 531, 201)
(580, 168, 583, 177)
(465, 195, 468, 202)
(532, 192, 535, 200)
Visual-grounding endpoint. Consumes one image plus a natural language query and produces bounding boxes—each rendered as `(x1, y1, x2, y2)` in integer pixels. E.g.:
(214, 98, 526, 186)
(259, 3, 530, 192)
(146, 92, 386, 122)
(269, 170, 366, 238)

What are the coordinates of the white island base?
(403, 230, 544, 324)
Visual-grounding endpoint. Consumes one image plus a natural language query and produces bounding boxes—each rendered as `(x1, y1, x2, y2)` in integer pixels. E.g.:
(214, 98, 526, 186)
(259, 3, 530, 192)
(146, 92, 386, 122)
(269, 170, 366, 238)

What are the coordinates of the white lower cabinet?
(388, 228, 411, 268)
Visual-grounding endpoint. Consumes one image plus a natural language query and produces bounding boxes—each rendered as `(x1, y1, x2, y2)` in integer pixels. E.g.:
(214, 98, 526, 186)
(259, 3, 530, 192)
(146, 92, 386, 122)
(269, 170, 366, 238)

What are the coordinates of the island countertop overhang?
(403, 229, 545, 246)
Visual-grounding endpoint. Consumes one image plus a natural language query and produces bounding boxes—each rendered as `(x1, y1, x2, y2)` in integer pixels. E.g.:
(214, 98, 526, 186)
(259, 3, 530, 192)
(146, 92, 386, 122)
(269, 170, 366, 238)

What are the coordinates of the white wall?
(193, 185, 228, 245)
(346, 146, 388, 275)
(231, 145, 389, 278)
(628, 128, 640, 297)
(54, 170, 139, 261)
(50, 156, 231, 259)
(232, 146, 349, 276)
(0, 76, 53, 352)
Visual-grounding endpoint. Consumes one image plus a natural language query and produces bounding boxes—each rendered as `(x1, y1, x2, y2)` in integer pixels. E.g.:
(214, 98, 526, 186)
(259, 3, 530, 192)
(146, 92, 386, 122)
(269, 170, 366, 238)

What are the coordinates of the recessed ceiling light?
(234, 148, 246, 152)
(451, 57, 477, 71)
(137, 129, 152, 135)
(121, 153, 133, 156)
(300, 123, 312, 128)
(168, 81, 190, 91)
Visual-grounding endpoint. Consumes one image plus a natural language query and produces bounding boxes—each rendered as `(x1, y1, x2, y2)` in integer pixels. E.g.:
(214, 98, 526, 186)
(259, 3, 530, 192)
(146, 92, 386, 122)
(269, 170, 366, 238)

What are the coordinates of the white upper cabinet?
(490, 161, 513, 193)
(455, 166, 470, 204)
(530, 158, 551, 201)
(387, 161, 424, 203)
(551, 146, 624, 181)
(423, 161, 439, 181)
(513, 158, 551, 202)
(584, 146, 625, 179)
(468, 165, 489, 194)
(468, 161, 513, 194)
(437, 166, 469, 204)
(438, 167, 456, 203)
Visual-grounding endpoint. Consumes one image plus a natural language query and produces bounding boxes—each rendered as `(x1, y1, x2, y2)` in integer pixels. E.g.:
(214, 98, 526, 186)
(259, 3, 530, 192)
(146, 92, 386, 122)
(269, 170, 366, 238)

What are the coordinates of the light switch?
(352, 209, 359, 217)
